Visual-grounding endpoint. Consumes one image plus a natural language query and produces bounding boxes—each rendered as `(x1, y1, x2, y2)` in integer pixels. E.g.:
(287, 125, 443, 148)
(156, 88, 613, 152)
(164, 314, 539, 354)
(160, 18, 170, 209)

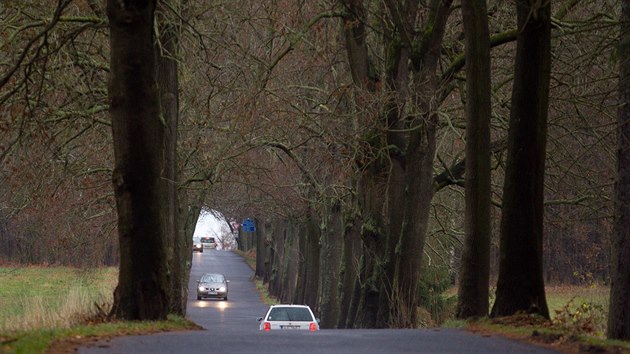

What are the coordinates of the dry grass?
(0, 267, 118, 332)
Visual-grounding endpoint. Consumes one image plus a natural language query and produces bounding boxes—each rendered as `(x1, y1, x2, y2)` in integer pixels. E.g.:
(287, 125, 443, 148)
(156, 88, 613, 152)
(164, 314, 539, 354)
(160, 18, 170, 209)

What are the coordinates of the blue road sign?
(242, 219, 256, 232)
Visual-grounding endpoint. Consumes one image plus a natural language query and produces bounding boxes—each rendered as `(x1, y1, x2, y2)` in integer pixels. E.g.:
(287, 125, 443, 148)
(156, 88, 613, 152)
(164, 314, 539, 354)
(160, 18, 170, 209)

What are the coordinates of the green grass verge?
(1, 315, 199, 354)
(253, 278, 278, 306)
(447, 285, 623, 353)
(467, 316, 630, 353)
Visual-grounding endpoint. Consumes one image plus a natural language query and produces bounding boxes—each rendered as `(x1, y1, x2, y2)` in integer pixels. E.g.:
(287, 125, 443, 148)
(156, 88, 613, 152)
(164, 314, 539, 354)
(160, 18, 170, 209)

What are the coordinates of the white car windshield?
(201, 274, 224, 282)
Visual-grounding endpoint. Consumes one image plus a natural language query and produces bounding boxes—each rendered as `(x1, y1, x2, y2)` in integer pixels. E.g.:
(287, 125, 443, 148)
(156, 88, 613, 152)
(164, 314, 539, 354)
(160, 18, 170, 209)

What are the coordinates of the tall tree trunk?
(107, 0, 169, 320)
(303, 212, 321, 309)
(381, 0, 451, 329)
(317, 200, 343, 328)
(268, 222, 284, 299)
(345, 254, 364, 328)
(353, 167, 388, 328)
(491, 0, 551, 319)
(456, 0, 492, 319)
(337, 214, 361, 328)
(608, 0, 630, 340)
(255, 220, 268, 279)
(156, 2, 183, 316)
(293, 222, 307, 304)
(389, 124, 437, 327)
(235, 228, 242, 251)
(285, 221, 300, 304)
(340, 0, 387, 327)
(178, 196, 201, 267)
(341, 0, 451, 328)
(264, 222, 274, 284)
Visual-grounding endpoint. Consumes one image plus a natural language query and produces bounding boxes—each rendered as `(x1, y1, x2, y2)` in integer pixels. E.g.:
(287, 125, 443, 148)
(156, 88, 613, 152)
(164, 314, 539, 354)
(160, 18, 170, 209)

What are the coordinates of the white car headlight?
(198, 286, 204, 291)
(219, 286, 226, 292)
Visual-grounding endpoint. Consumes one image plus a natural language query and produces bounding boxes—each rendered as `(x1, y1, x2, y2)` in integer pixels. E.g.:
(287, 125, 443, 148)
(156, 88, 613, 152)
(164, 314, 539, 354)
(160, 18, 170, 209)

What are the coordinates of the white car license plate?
(209, 291, 217, 295)
(281, 325, 300, 329)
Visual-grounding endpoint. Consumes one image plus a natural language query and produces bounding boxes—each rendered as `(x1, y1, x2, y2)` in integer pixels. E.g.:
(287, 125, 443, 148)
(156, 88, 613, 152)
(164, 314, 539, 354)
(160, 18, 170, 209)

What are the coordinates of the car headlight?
(219, 286, 226, 292)
(198, 286, 204, 291)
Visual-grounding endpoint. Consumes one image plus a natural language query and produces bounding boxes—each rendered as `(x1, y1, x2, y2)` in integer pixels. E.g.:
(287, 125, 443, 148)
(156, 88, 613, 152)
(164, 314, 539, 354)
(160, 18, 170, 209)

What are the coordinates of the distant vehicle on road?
(192, 237, 204, 253)
(258, 304, 320, 331)
(197, 273, 229, 301)
(200, 236, 217, 249)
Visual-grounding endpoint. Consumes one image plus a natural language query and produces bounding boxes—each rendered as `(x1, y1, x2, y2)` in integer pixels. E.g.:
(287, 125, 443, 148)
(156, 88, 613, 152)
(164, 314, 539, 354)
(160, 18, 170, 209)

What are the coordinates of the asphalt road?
(79, 249, 559, 354)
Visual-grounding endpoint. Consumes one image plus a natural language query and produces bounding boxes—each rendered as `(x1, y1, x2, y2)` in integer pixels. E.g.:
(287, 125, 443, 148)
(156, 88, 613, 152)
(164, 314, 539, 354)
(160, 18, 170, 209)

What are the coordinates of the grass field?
(545, 284, 609, 337)
(546, 284, 609, 315)
(0, 266, 202, 353)
(0, 266, 118, 332)
(0, 266, 613, 339)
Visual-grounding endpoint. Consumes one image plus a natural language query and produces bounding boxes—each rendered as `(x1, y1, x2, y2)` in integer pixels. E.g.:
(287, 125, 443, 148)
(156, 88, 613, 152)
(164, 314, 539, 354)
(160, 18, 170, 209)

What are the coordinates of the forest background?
(0, 0, 623, 336)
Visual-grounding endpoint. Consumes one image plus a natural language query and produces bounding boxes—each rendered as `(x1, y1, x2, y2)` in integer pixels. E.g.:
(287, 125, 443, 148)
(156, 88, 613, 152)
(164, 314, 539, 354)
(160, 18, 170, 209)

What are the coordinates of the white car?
(258, 304, 320, 331)
(200, 236, 217, 249)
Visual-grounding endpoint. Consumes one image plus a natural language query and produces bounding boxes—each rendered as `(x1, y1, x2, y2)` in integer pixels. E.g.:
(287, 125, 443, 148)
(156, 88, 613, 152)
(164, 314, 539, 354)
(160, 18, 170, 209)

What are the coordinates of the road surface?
(79, 249, 558, 353)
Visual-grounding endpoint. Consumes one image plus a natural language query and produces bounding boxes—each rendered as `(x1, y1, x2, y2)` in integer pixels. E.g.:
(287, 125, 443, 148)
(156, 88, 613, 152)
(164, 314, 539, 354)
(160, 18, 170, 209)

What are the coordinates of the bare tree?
(491, 0, 551, 319)
(341, 0, 453, 328)
(608, 0, 630, 340)
(456, 0, 492, 319)
(155, 0, 188, 316)
(107, 0, 169, 320)
(0, 1, 115, 266)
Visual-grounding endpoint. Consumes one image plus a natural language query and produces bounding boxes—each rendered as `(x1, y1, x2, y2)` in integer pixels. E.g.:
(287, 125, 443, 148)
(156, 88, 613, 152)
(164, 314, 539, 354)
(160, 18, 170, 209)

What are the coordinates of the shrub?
(417, 265, 456, 326)
(553, 297, 607, 337)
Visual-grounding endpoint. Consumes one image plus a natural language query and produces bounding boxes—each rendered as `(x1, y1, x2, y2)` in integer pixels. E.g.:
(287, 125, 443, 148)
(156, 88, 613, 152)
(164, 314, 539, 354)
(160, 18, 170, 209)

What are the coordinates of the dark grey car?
(196, 273, 229, 300)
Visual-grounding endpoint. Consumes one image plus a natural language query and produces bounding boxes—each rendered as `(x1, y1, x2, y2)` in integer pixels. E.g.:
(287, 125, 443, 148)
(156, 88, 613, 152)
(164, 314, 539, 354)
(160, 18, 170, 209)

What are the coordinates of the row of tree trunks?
(249, 0, 597, 330)
(254, 217, 318, 307)
(240, 223, 257, 251)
